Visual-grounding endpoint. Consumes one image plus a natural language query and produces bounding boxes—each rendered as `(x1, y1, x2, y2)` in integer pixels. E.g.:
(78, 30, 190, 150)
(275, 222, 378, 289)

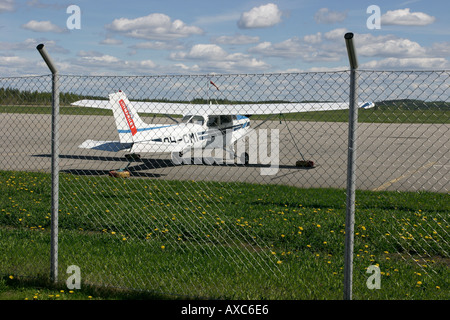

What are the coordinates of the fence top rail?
(1, 69, 449, 80)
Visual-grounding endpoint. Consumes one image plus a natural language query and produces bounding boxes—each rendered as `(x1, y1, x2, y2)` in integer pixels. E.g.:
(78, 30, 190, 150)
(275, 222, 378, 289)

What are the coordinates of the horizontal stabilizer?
(78, 140, 133, 152)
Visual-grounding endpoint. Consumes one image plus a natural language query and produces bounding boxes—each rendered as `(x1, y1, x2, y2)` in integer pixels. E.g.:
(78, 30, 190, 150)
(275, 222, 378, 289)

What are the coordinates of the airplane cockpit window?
(220, 115, 232, 124)
(207, 116, 219, 127)
(182, 115, 204, 125)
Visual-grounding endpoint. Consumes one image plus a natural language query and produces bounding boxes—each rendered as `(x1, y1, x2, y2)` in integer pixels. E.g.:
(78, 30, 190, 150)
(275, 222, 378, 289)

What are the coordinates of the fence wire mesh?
(0, 70, 448, 299)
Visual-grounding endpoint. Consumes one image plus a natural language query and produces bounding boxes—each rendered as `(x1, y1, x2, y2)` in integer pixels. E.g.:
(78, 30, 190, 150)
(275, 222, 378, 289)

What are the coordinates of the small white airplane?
(72, 88, 374, 169)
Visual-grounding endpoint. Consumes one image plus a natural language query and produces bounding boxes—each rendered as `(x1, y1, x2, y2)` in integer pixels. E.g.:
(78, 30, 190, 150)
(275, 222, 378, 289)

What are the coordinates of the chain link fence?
(0, 70, 448, 299)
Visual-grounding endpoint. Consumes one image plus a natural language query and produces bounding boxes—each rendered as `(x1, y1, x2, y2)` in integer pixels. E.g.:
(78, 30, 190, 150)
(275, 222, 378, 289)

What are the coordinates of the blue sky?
(1, 0, 449, 76)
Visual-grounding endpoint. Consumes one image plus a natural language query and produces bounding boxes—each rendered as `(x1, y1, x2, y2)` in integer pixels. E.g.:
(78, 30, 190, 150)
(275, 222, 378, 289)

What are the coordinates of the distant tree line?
(0, 88, 103, 105)
(1, 87, 449, 109)
(375, 99, 449, 110)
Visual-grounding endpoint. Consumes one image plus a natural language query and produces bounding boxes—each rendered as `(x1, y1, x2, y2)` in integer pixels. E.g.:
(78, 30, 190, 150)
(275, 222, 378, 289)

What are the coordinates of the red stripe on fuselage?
(119, 99, 137, 136)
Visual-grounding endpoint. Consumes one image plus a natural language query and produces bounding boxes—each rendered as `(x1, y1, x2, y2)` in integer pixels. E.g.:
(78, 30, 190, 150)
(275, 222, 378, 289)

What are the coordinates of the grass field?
(0, 170, 448, 300)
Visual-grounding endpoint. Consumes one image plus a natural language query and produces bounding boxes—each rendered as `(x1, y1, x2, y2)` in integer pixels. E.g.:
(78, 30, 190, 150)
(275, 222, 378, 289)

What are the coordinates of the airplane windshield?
(182, 115, 204, 125)
(207, 115, 236, 127)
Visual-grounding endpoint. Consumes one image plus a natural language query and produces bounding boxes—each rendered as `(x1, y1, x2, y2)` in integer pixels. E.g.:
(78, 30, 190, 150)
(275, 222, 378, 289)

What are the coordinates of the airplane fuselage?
(129, 114, 251, 154)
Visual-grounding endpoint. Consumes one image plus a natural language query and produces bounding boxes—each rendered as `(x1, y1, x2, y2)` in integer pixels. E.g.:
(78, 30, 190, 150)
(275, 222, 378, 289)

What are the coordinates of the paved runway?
(1, 112, 448, 192)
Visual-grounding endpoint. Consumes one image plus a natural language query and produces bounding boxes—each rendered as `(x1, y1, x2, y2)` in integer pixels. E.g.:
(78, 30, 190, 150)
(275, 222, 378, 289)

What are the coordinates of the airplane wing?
(71, 99, 187, 114)
(72, 99, 374, 116)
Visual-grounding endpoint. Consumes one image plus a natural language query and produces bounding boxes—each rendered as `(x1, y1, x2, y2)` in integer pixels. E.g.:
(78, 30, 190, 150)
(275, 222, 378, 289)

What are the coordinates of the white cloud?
(173, 63, 200, 72)
(130, 41, 184, 50)
(361, 57, 449, 69)
(194, 11, 241, 25)
(170, 43, 270, 73)
(26, 0, 65, 10)
(172, 44, 228, 60)
(306, 65, 348, 72)
(353, 32, 450, 69)
(238, 3, 282, 29)
(357, 36, 427, 58)
(77, 51, 121, 65)
(303, 32, 322, 44)
(248, 38, 303, 59)
(22, 20, 66, 33)
(314, 8, 347, 24)
(213, 34, 260, 45)
(71, 50, 160, 75)
(381, 8, 436, 26)
(0, 38, 69, 53)
(428, 42, 450, 57)
(323, 28, 349, 41)
(99, 38, 123, 46)
(0, 55, 28, 66)
(0, 54, 42, 76)
(247, 28, 449, 69)
(248, 36, 342, 62)
(0, 0, 14, 13)
(126, 59, 156, 69)
(105, 13, 203, 40)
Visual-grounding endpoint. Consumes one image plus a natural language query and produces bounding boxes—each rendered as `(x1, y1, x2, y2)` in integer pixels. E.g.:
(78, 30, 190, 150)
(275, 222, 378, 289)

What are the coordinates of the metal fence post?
(36, 44, 59, 283)
(343, 32, 358, 300)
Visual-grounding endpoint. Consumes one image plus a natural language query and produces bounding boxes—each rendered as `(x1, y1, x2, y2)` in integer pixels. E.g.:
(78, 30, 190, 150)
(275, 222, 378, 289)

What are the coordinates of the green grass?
(0, 274, 179, 300)
(0, 170, 448, 300)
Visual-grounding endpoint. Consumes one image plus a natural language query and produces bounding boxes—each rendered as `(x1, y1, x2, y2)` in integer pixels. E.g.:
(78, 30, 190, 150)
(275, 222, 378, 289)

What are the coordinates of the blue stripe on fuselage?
(118, 124, 175, 134)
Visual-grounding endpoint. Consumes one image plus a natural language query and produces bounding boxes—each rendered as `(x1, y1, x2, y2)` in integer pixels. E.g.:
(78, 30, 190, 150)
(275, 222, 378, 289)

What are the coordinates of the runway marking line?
(372, 161, 437, 191)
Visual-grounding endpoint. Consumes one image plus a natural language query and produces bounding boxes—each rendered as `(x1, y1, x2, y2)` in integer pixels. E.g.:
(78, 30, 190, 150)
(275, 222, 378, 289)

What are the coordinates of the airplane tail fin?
(109, 91, 147, 143)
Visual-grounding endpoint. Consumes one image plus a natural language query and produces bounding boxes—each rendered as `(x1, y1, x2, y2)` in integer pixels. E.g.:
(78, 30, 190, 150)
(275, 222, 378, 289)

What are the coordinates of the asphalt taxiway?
(1, 113, 448, 192)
